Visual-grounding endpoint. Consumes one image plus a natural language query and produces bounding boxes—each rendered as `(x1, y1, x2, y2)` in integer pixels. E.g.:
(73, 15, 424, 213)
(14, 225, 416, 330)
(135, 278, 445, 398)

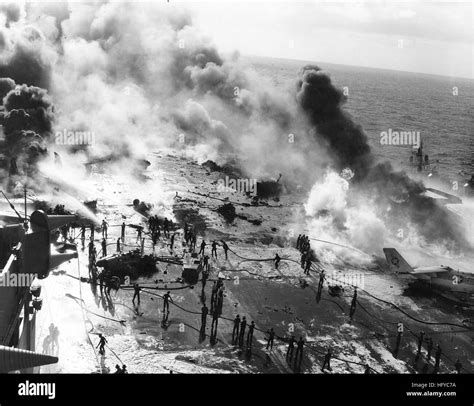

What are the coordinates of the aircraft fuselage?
(413, 266, 474, 305)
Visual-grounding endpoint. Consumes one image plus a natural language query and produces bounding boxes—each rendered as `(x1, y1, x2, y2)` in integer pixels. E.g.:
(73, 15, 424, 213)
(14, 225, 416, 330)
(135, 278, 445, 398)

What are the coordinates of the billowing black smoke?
(3, 84, 53, 134)
(296, 65, 373, 180)
(297, 65, 469, 249)
(0, 82, 52, 185)
(0, 28, 53, 89)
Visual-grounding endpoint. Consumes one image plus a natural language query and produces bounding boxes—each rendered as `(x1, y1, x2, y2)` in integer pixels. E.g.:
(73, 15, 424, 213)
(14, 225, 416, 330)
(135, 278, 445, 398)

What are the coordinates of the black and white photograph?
(0, 0, 472, 402)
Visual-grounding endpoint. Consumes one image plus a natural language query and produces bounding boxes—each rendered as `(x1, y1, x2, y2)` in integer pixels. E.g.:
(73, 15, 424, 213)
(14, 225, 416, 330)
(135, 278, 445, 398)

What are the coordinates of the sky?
(185, 0, 473, 79)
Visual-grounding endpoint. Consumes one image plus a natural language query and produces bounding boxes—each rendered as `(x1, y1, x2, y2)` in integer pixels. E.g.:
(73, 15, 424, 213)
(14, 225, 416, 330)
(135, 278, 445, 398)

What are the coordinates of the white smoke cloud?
(304, 171, 348, 217)
(304, 170, 387, 255)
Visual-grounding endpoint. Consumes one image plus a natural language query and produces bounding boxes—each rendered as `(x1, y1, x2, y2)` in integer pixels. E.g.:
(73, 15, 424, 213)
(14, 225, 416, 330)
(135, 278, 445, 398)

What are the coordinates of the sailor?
(136, 226, 142, 242)
(101, 238, 107, 257)
(238, 316, 247, 347)
(199, 239, 207, 255)
(80, 230, 85, 250)
(90, 225, 95, 241)
(426, 337, 433, 360)
(101, 219, 108, 239)
(184, 222, 189, 242)
(201, 267, 209, 290)
(121, 222, 126, 240)
(221, 240, 229, 260)
(415, 331, 425, 360)
(211, 240, 218, 259)
(97, 333, 108, 355)
(163, 291, 172, 314)
(295, 337, 304, 366)
(434, 345, 442, 371)
(116, 238, 121, 253)
(48, 323, 55, 342)
(287, 336, 296, 360)
(349, 288, 357, 319)
(300, 252, 306, 269)
(49, 325, 59, 354)
(152, 230, 158, 252)
(304, 257, 312, 275)
(114, 364, 122, 374)
(121, 365, 128, 374)
(163, 218, 170, 238)
(232, 315, 241, 344)
(300, 236, 305, 252)
(87, 241, 94, 261)
(210, 312, 219, 341)
(454, 359, 462, 374)
(132, 283, 141, 306)
(81, 224, 86, 243)
(266, 328, 275, 350)
(184, 224, 189, 245)
(216, 288, 224, 316)
(210, 281, 218, 314)
(201, 304, 209, 328)
(98, 271, 105, 294)
(318, 270, 325, 287)
(364, 364, 371, 374)
(42, 335, 51, 354)
(170, 233, 175, 251)
(316, 270, 325, 303)
(296, 234, 302, 249)
(274, 254, 281, 270)
(321, 349, 332, 371)
(247, 321, 255, 349)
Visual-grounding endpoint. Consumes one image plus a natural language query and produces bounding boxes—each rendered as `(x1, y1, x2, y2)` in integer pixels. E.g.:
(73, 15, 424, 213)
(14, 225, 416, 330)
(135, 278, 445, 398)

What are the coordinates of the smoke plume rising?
(296, 65, 470, 251)
(0, 1, 469, 254)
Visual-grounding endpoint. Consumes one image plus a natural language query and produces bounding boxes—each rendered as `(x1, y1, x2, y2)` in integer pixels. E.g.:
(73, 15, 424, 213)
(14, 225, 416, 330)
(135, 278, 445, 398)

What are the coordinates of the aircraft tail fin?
(383, 248, 414, 274)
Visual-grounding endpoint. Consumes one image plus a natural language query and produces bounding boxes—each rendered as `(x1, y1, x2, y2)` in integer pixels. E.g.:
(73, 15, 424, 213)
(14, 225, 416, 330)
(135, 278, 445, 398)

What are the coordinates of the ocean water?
(246, 56, 473, 184)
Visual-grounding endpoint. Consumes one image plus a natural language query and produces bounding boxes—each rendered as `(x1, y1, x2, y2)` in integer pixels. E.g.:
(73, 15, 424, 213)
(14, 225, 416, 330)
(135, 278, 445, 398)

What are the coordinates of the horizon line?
(238, 53, 474, 81)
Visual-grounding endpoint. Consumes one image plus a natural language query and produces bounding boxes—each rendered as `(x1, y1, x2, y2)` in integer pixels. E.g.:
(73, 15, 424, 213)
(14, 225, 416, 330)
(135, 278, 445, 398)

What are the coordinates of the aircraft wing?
(411, 266, 451, 275)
